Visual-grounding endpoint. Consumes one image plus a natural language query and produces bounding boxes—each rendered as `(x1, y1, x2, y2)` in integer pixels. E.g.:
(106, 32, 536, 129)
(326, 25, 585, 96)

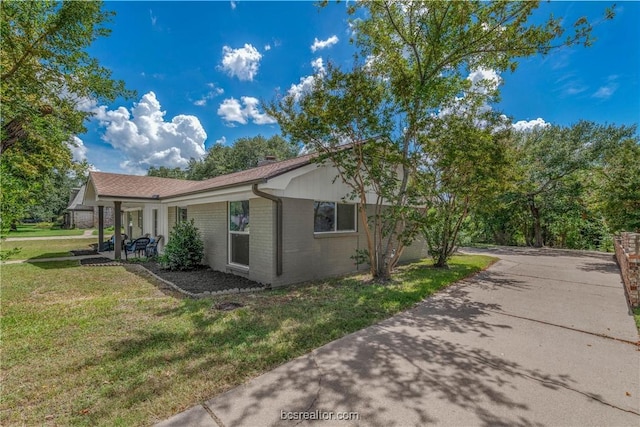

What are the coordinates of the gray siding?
(167, 206, 176, 230)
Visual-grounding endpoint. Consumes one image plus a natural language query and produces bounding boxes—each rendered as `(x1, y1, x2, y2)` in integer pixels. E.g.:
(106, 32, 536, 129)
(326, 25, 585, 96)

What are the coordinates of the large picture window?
(314, 202, 356, 233)
(229, 201, 250, 266)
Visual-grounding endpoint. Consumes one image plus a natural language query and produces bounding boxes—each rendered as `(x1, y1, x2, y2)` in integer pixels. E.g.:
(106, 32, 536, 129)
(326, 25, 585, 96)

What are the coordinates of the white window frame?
(228, 201, 250, 268)
(313, 201, 358, 234)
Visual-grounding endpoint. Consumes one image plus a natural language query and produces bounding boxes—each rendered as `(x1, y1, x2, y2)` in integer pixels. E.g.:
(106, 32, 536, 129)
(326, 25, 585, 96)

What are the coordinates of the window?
(177, 207, 188, 223)
(314, 202, 356, 233)
(137, 210, 143, 229)
(229, 201, 249, 266)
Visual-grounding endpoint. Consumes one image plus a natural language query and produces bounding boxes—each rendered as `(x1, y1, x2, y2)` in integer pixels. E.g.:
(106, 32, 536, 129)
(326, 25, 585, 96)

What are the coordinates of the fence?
(614, 232, 640, 307)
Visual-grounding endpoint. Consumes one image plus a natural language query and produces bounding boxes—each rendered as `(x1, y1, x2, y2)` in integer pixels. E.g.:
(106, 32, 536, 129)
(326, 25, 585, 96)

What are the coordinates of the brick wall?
(249, 198, 275, 285)
(188, 202, 227, 271)
(615, 233, 640, 307)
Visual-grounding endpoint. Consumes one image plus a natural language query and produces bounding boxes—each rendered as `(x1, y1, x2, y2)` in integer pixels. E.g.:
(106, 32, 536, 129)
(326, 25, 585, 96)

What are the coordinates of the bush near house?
(160, 219, 204, 271)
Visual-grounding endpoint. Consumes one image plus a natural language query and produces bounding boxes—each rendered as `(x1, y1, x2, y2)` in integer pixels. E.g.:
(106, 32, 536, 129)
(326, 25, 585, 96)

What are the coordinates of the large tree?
(185, 135, 299, 180)
(0, 1, 131, 229)
(269, 1, 610, 278)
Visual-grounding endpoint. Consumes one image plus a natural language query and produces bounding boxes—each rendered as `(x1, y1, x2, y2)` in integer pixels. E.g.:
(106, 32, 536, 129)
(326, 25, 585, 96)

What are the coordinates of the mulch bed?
(79, 257, 121, 266)
(71, 249, 99, 256)
(137, 261, 262, 294)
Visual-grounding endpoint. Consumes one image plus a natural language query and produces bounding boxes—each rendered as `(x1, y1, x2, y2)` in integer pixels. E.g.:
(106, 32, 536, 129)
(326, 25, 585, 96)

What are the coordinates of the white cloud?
(149, 10, 157, 26)
(68, 136, 88, 162)
(467, 68, 502, 95)
(219, 44, 262, 81)
(593, 76, 619, 99)
(194, 84, 225, 106)
(287, 57, 326, 101)
(311, 35, 339, 52)
(215, 136, 227, 145)
(217, 96, 276, 125)
(93, 91, 207, 174)
(512, 118, 549, 132)
(264, 44, 271, 51)
(230, 1, 236, 9)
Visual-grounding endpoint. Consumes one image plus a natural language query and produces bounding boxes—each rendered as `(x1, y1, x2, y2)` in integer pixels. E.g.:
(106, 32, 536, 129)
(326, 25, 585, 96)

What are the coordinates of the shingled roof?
(87, 152, 317, 200)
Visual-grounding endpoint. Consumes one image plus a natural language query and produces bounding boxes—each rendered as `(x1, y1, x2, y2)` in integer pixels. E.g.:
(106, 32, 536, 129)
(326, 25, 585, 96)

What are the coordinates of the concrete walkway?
(157, 247, 639, 427)
(3, 229, 95, 241)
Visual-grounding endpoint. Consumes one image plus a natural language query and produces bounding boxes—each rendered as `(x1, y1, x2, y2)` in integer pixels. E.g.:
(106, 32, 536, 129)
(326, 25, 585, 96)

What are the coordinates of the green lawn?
(633, 307, 640, 331)
(0, 238, 97, 260)
(0, 255, 495, 426)
(1, 224, 87, 238)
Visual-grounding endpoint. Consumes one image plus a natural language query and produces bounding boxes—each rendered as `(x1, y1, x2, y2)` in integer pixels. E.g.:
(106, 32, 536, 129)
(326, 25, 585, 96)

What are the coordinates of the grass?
(92, 227, 125, 236)
(1, 224, 87, 238)
(633, 307, 640, 331)
(0, 238, 97, 260)
(0, 254, 494, 426)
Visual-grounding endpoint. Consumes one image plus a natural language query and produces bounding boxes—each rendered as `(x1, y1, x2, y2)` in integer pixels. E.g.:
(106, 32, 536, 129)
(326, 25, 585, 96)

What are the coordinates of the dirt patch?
(138, 261, 262, 294)
(214, 301, 244, 311)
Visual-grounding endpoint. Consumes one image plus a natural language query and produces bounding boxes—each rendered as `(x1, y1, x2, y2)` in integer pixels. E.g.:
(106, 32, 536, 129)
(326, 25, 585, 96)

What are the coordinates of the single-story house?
(82, 153, 427, 286)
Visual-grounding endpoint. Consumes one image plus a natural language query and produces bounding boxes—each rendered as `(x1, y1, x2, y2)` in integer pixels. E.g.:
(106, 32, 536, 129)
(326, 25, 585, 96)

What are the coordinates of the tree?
(418, 109, 513, 267)
(185, 135, 299, 180)
(0, 1, 132, 229)
(597, 138, 640, 233)
(511, 122, 635, 247)
(269, 1, 609, 278)
(147, 166, 188, 180)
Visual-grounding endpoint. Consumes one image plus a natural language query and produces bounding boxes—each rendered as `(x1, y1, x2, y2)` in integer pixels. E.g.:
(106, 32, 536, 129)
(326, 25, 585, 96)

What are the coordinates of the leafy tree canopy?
(0, 1, 132, 230)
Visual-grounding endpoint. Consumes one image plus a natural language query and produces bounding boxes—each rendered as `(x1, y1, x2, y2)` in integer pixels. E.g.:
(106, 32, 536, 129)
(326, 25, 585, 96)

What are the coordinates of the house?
(82, 153, 427, 286)
(64, 185, 114, 229)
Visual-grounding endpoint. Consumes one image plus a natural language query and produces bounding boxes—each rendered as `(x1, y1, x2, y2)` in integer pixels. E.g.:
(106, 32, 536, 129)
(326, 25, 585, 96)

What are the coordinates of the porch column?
(98, 206, 104, 251)
(114, 201, 122, 260)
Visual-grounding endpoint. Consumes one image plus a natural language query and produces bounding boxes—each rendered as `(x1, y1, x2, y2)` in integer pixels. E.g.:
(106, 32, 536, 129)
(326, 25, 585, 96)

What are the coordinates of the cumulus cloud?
(311, 35, 339, 52)
(219, 44, 262, 81)
(93, 92, 207, 174)
(217, 96, 276, 125)
(264, 44, 271, 51)
(512, 118, 549, 132)
(467, 68, 502, 95)
(67, 136, 88, 162)
(287, 57, 326, 101)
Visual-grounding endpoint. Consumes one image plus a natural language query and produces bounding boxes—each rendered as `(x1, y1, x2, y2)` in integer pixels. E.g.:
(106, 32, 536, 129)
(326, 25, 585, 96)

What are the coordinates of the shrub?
(160, 219, 204, 271)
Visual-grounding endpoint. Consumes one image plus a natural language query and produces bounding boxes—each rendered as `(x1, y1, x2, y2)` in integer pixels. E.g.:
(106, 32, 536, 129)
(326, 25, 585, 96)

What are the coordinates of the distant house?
(82, 152, 426, 286)
(65, 186, 114, 229)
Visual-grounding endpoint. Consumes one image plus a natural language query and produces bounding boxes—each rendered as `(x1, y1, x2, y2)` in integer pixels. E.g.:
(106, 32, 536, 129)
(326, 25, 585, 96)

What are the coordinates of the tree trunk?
(528, 197, 543, 247)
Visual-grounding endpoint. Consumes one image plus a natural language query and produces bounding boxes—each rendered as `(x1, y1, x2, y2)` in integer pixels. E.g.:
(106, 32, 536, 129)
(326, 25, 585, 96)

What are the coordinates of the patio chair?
(145, 235, 163, 258)
(101, 234, 128, 251)
(124, 237, 151, 260)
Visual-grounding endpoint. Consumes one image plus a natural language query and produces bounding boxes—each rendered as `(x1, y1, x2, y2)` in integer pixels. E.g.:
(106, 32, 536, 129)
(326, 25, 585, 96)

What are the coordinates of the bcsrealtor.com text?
(280, 410, 360, 421)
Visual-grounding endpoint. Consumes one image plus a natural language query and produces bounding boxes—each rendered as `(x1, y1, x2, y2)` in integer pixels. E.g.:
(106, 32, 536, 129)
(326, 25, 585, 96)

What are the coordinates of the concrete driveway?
(157, 247, 639, 427)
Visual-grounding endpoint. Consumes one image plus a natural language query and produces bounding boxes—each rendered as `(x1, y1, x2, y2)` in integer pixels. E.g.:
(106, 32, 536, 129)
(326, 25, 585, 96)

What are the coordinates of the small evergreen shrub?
(160, 219, 204, 271)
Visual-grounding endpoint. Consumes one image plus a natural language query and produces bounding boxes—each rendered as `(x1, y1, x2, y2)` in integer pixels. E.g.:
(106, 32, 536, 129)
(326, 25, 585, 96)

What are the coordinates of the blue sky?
(74, 1, 640, 174)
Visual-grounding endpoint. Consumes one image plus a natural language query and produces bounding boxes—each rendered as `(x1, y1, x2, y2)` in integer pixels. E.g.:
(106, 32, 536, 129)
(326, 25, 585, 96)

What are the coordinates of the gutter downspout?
(251, 183, 283, 276)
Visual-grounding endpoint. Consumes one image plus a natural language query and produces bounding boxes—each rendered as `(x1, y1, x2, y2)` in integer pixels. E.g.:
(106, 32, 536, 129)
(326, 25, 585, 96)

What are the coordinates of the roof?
(87, 152, 317, 200)
(88, 172, 197, 199)
(66, 185, 93, 211)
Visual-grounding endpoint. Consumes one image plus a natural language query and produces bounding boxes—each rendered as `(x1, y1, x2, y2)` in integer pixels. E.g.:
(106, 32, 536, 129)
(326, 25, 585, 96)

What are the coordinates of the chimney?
(257, 155, 277, 166)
